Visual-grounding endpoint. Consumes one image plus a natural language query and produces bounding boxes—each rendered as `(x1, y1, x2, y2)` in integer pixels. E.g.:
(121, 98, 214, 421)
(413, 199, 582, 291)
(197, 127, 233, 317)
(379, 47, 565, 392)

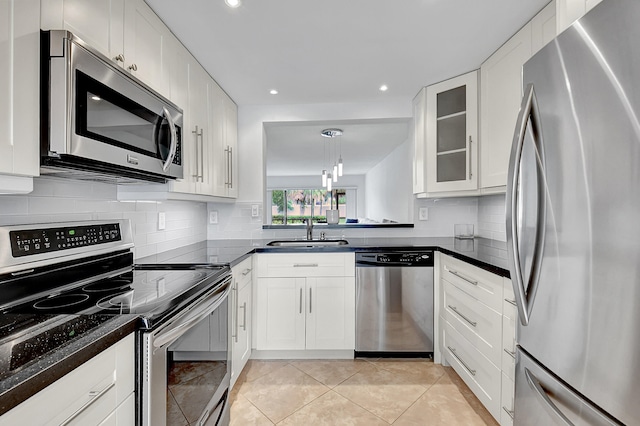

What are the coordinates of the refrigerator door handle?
(525, 368, 574, 426)
(506, 83, 547, 326)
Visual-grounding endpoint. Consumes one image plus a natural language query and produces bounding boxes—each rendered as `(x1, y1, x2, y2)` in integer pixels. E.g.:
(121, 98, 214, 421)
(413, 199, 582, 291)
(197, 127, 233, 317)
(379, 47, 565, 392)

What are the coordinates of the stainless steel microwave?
(40, 30, 183, 183)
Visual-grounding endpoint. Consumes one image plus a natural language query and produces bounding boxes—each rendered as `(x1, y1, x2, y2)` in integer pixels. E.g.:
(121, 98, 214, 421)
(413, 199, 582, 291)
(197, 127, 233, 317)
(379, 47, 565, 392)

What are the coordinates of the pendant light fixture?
(321, 128, 343, 185)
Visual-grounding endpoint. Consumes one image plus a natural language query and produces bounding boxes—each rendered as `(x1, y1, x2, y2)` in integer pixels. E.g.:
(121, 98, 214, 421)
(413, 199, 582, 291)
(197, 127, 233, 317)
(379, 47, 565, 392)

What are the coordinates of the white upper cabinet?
(480, 24, 532, 191)
(0, 0, 40, 194)
(41, 0, 125, 63)
(479, 1, 556, 191)
(123, 0, 171, 95)
(42, 0, 171, 97)
(556, 0, 603, 34)
(425, 70, 479, 195)
(531, 1, 557, 55)
(412, 88, 427, 194)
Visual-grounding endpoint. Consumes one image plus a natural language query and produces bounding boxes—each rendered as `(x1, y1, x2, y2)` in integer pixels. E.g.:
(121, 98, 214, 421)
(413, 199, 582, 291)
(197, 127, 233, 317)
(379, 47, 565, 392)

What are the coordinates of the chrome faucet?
(305, 218, 313, 240)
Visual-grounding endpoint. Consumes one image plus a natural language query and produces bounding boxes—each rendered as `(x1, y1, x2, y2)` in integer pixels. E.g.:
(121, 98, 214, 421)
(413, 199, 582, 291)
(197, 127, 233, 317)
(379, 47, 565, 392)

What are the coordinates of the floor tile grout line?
(388, 375, 445, 425)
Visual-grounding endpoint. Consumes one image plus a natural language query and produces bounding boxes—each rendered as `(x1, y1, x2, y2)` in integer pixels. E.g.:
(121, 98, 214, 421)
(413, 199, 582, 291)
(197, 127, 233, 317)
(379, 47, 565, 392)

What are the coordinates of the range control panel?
(356, 251, 434, 267)
(10, 223, 121, 257)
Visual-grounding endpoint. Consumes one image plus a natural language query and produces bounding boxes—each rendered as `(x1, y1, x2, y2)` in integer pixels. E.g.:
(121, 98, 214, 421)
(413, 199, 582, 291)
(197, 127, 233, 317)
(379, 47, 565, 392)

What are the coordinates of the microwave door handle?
(161, 107, 177, 171)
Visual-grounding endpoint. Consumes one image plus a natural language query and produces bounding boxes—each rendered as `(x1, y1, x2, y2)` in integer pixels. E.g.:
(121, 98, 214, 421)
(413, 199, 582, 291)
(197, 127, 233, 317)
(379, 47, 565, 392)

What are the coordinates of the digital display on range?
(10, 223, 121, 257)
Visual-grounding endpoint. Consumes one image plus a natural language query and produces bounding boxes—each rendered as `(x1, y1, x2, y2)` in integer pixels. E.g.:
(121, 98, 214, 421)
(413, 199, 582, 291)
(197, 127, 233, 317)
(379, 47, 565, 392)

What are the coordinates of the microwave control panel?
(10, 223, 121, 257)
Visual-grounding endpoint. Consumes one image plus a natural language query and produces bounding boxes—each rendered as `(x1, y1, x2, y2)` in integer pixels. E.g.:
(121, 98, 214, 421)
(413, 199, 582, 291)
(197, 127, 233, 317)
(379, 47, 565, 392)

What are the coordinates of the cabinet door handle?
(228, 146, 233, 188)
(293, 263, 318, 268)
(113, 53, 125, 63)
(232, 285, 239, 342)
(60, 381, 116, 426)
(447, 267, 478, 286)
(502, 406, 515, 420)
(448, 305, 477, 327)
(299, 288, 303, 314)
(505, 298, 517, 306)
(127, 63, 138, 72)
(447, 346, 476, 376)
(309, 288, 312, 314)
(242, 268, 251, 276)
(239, 302, 247, 331)
(468, 135, 473, 179)
(504, 348, 516, 359)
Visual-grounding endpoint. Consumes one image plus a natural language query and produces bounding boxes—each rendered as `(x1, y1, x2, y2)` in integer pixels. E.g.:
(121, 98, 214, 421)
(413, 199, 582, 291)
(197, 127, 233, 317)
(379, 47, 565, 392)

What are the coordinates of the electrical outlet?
(251, 204, 260, 217)
(158, 212, 166, 230)
(209, 210, 218, 224)
(419, 207, 429, 221)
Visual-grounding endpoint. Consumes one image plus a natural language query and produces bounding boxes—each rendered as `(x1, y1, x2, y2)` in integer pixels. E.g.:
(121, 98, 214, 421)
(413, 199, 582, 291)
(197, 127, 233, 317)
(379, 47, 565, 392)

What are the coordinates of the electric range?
(0, 220, 231, 425)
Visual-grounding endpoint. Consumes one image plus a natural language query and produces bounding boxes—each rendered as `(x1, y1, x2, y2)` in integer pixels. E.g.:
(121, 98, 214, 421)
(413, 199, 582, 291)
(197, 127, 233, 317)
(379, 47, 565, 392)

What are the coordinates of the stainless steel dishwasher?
(355, 251, 434, 357)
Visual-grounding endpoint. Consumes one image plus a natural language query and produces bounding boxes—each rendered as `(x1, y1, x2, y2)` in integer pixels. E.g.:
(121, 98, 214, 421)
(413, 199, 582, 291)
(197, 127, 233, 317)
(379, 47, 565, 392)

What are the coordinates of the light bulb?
(321, 170, 327, 187)
(333, 165, 338, 182)
(225, 0, 240, 8)
(327, 174, 332, 191)
(338, 157, 343, 176)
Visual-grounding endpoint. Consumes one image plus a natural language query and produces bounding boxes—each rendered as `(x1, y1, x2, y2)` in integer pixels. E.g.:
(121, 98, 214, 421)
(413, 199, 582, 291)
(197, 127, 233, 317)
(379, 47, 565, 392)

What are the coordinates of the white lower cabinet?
(231, 256, 253, 388)
(255, 253, 355, 353)
(0, 333, 135, 426)
(439, 253, 513, 423)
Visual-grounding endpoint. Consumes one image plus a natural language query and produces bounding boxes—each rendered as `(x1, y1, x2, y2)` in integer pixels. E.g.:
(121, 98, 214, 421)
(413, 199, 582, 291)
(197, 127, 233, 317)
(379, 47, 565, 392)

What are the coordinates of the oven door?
(141, 276, 231, 426)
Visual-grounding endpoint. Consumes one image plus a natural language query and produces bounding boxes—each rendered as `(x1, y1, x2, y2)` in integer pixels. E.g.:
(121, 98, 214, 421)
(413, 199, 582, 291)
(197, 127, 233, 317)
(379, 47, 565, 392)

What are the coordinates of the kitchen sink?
(266, 239, 349, 247)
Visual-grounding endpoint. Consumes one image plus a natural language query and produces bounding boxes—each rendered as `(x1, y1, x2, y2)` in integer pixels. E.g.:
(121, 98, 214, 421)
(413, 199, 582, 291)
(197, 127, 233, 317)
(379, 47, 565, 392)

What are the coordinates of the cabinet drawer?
(444, 320, 501, 421)
(440, 254, 503, 312)
(502, 278, 517, 320)
(256, 253, 355, 278)
(234, 256, 253, 290)
(501, 314, 516, 380)
(500, 373, 515, 426)
(0, 334, 134, 426)
(443, 280, 502, 366)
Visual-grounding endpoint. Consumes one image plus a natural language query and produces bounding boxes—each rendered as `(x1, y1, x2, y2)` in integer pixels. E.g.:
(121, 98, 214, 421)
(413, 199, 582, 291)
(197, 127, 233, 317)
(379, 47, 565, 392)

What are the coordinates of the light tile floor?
(230, 359, 499, 425)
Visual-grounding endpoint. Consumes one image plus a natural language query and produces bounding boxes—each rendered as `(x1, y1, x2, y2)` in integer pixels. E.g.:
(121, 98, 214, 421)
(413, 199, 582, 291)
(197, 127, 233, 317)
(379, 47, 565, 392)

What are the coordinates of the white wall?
(0, 177, 207, 259)
(364, 138, 412, 223)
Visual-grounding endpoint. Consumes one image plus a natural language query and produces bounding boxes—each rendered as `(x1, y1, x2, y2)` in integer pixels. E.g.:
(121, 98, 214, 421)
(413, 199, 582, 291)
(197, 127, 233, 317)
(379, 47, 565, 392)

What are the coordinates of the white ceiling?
(146, 0, 551, 177)
(264, 118, 411, 177)
(146, 0, 551, 106)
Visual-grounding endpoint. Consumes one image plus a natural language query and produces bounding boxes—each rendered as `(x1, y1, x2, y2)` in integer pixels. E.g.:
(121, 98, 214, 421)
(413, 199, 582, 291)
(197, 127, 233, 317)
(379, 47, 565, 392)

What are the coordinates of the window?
(270, 189, 347, 225)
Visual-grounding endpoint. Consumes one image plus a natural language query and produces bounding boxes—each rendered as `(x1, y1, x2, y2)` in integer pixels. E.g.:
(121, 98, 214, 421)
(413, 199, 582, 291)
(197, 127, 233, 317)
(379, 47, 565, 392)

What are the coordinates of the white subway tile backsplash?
(0, 177, 207, 260)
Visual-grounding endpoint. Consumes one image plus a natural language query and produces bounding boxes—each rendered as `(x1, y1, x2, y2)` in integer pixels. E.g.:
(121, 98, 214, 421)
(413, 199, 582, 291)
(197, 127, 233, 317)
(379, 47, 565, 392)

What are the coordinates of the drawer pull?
(504, 348, 516, 359)
(447, 346, 476, 376)
(447, 268, 478, 286)
(242, 268, 252, 276)
(448, 305, 477, 327)
(502, 406, 515, 420)
(293, 263, 319, 268)
(299, 288, 303, 314)
(505, 298, 517, 306)
(60, 381, 116, 426)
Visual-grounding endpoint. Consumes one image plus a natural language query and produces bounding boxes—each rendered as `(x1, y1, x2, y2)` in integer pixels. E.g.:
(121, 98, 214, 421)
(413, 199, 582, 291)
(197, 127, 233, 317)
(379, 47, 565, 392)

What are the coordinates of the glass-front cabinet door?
(425, 71, 478, 194)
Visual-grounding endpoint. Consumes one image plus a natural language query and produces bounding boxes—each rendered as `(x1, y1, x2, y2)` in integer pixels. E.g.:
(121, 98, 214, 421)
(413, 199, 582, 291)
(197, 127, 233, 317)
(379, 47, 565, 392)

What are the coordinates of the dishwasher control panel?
(356, 251, 434, 266)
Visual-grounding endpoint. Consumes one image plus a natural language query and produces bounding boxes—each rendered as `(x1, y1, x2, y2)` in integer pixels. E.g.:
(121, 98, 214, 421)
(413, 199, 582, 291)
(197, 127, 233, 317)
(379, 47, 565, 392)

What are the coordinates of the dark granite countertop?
(139, 237, 510, 277)
(0, 314, 138, 416)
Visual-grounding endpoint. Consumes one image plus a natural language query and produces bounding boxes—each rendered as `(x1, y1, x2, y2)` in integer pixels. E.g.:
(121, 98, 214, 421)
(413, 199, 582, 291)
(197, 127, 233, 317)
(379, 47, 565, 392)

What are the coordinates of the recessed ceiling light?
(379, 85, 388, 92)
(270, 89, 278, 95)
(225, 0, 240, 8)
(91, 95, 101, 101)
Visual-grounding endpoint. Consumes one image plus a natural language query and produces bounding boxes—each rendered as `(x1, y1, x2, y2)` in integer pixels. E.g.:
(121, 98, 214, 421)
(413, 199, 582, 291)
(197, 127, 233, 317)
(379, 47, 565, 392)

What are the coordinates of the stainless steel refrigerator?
(506, 1, 640, 425)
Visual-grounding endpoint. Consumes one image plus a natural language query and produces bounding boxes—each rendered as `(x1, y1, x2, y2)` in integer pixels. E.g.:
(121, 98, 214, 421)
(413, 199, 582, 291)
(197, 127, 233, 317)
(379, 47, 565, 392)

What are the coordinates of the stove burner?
(33, 294, 90, 310)
(96, 292, 133, 311)
(82, 279, 132, 292)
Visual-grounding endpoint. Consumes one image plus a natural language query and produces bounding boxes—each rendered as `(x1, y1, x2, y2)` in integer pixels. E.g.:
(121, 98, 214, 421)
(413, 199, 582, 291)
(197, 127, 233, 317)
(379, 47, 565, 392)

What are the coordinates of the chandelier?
(321, 128, 343, 191)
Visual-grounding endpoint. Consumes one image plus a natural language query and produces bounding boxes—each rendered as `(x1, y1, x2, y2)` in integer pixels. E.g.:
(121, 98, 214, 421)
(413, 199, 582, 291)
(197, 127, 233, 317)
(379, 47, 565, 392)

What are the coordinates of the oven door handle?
(153, 278, 232, 349)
